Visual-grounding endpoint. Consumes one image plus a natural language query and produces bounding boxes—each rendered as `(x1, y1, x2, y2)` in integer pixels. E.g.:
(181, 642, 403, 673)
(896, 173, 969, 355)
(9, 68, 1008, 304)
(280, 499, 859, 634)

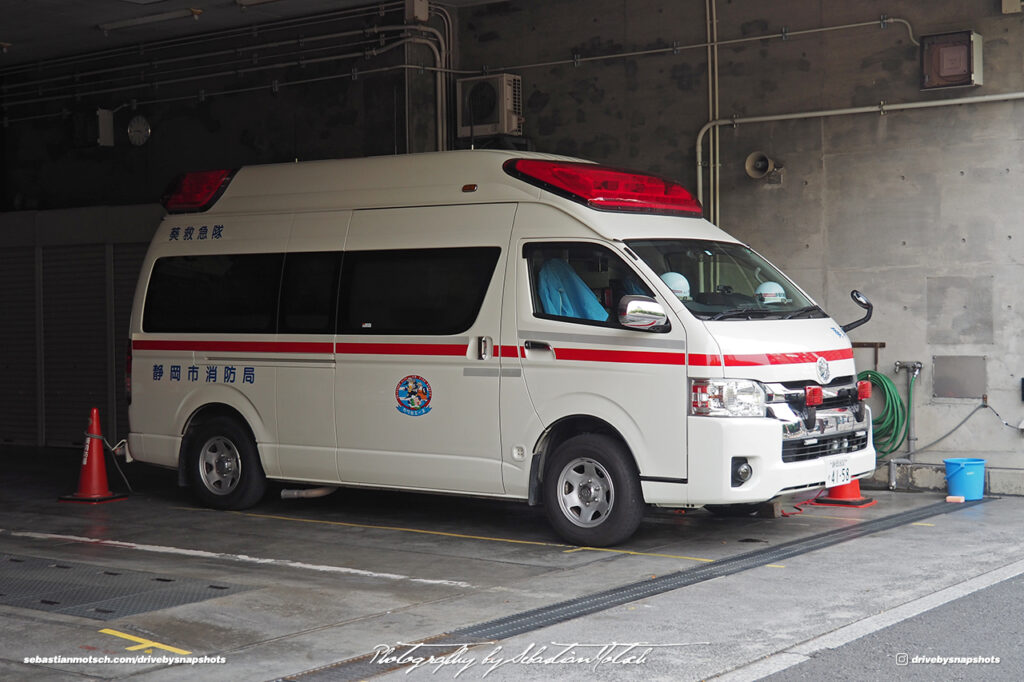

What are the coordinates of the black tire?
(184, 416, 267, 510)
(704, 503, 761, 517)
(542, 433, 644, 547)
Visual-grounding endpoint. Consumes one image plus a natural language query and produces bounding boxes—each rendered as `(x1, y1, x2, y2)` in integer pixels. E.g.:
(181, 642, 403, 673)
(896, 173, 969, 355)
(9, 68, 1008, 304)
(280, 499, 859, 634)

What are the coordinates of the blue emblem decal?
(396, 375, 432, 416)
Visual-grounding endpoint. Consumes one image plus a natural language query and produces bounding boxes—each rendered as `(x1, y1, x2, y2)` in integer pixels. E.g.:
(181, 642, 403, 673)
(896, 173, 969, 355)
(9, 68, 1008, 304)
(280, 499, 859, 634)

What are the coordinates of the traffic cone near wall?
(59, 407, 127, 504)
(809, 479, 876, 508)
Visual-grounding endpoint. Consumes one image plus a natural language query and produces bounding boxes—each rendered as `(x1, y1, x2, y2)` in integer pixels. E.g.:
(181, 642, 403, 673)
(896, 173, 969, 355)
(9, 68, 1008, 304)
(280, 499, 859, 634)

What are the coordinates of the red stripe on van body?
(687, 348, 854, 367)
(722, 348, 854, 366)
(132, 340, 333, 353)
(335, 342, 468, 356)
(687, 353, 722, 367)
(497, 345, 520, 358)
(552, 347, 686, 365)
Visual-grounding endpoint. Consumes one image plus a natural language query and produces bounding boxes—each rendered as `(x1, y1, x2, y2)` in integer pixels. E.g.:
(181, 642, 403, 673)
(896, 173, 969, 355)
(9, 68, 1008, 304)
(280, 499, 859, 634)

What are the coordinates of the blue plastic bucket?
(944, 458, 985, 500)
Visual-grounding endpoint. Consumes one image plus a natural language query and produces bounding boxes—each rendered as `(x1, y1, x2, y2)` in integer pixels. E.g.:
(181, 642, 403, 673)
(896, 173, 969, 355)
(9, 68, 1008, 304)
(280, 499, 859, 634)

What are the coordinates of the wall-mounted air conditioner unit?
(456, 73, 523, 138)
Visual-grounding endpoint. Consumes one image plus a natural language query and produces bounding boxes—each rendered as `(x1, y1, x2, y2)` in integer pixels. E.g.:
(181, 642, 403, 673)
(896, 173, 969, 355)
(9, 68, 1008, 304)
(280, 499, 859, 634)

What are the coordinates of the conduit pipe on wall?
(3, 61, 437, 127)
(4, 34, 450, 149)
(1, 3, 453, 150)
(0, 2, 406, 80)
(1, 27, 375, 98)
(694, 90, 1024, 208)
(370, 25, 450, 150)
(2, 26, 446, 111)
(483, 16, 918, 75)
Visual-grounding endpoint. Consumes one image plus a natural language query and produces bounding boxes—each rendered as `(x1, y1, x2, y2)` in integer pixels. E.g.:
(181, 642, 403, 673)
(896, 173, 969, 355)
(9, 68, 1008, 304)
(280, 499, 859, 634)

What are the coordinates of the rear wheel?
(542, 434, 644, 547)
(184, 416, 266, 510)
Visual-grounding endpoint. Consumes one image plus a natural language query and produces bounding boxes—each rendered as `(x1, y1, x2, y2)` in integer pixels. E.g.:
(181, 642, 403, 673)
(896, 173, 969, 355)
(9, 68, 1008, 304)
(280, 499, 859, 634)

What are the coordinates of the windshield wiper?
(783, 305, 826, 320)
(707, 308, 777, 321)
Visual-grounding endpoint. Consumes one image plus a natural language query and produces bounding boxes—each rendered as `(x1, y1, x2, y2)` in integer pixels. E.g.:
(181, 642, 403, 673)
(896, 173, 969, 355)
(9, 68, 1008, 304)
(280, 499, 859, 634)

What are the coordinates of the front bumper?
(681, 405, 875, 506)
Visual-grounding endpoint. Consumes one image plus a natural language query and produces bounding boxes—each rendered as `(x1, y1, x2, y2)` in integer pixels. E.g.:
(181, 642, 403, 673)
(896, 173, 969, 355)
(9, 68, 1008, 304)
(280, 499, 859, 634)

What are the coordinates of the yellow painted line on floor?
(100, 628, 191, 655)
(911, 522, 935, 527)
(562, 546, 714, 563)
(766, 564, 786, 568)
(177, 507, 715, 563)
(233, 510, 570, 549)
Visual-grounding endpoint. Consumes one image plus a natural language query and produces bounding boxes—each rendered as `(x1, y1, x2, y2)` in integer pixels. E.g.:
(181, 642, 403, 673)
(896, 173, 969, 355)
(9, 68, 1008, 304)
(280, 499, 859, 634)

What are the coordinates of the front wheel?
(542, 434, 644, 547)
(184, 416, 267, 510)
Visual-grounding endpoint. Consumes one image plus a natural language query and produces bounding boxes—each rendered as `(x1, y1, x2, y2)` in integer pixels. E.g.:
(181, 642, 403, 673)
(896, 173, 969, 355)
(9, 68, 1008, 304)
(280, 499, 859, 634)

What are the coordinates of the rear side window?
(339, 247, 500, 335)
(144, 254, 283, 333)
(279, 252, 342, 334)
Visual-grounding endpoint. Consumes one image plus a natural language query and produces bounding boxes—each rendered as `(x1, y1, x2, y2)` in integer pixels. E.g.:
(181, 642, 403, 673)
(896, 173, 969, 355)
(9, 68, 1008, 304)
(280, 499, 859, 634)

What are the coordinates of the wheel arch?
(528, 414, 638, 505)
(176, 402, 259, 486)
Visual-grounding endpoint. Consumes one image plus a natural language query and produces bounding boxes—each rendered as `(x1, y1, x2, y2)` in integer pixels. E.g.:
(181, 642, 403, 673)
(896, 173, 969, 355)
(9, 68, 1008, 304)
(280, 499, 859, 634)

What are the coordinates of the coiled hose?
(858, 369, 913, 458)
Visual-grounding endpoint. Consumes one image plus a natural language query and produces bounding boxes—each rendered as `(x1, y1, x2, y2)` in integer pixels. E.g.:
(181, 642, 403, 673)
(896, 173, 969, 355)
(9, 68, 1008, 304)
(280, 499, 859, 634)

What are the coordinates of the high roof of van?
(169, 149, 731, 243)
(210, 149, 579, 215)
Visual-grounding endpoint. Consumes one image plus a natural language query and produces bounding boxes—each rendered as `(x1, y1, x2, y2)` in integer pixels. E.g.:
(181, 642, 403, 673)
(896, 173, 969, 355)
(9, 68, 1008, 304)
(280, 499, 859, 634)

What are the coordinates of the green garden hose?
(857, 369, 913, 458)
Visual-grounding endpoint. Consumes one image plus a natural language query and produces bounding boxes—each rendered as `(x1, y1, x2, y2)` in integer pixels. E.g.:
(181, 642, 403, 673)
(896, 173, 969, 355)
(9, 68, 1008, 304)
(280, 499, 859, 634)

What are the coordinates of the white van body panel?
(127, 149, 875, 541)
(128, 211, 288, 469)
(274, 211, 351, 483)
(332, 203, 514, 493)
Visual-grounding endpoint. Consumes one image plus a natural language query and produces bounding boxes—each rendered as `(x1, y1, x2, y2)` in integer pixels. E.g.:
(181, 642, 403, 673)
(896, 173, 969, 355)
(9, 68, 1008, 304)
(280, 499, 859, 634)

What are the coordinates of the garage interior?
(3, 1, 1024, 680)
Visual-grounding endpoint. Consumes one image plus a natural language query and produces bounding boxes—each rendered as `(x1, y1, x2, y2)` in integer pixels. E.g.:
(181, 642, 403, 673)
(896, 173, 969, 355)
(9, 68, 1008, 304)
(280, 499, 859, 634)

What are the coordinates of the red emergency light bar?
(504, 159, 703, 217)
(163, 169, 235, 213)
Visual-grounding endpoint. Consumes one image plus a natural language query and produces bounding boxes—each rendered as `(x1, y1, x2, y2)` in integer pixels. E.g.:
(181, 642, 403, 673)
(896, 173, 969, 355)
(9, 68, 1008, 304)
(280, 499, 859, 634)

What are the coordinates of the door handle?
(476, 336, 493, 360)
(523, 340, 555, 359)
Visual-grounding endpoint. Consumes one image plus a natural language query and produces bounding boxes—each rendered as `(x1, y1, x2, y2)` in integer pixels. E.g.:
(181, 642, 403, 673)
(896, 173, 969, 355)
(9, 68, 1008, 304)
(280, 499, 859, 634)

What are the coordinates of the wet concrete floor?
(2, 446, 1021, 681)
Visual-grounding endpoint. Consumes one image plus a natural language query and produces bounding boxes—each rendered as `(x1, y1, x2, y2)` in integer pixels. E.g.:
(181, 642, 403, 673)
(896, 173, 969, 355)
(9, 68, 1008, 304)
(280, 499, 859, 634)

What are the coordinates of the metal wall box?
(456, 74, 523, 138)
(933, 355, 986, 398)
(921, 31, 983, 89)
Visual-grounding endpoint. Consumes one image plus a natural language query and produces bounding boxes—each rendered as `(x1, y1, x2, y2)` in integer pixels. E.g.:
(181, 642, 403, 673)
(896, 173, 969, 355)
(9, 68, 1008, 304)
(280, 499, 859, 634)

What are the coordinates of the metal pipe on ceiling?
(0, 2, 405, 79)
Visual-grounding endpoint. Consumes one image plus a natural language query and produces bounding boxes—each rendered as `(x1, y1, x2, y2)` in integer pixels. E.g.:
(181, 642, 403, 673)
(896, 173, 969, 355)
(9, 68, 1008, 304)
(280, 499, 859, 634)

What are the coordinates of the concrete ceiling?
(0, 0, 484, 67)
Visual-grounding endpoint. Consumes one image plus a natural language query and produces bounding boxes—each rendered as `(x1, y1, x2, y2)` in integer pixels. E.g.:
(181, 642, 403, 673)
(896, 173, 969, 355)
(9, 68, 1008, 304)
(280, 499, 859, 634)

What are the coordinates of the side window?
(279, 251, 341, 334)
(525, 242, 654, 326)
(338, 247, 500, 335)
(143, 253, 283, 333)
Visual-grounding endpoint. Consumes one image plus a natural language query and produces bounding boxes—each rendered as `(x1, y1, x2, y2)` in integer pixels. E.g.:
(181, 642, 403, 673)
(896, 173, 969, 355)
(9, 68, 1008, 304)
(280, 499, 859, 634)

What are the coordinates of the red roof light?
(505, 159, 703, 217)
(163, 169, 234, 213)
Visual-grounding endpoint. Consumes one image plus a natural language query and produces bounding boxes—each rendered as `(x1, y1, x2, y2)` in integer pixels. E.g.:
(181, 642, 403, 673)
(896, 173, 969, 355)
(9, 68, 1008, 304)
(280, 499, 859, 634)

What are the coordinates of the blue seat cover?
(537, 259, 608, 321)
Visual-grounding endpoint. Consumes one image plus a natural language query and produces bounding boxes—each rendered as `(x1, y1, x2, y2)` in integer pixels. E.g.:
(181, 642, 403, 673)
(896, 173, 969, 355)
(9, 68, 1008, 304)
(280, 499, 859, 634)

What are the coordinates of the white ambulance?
(127, 150, 875, 546)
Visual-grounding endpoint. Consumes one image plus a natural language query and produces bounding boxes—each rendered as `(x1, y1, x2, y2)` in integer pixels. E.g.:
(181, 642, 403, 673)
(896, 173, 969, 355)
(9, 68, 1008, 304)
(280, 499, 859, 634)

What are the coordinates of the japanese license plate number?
(826, 456, 851, 487)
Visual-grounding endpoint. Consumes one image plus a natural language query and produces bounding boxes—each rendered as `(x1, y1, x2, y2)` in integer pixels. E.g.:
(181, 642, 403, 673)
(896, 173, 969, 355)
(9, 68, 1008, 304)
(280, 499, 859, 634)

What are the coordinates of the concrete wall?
(458, 0, 1024, 491)
(0, 8, 424, 212)
(3, 0, 1023, 489)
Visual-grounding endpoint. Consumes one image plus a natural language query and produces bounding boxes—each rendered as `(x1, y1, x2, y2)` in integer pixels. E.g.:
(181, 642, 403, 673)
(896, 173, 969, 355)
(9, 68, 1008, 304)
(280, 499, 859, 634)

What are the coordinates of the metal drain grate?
(283, 498, 988, 681)
(0, 554, 251, 621)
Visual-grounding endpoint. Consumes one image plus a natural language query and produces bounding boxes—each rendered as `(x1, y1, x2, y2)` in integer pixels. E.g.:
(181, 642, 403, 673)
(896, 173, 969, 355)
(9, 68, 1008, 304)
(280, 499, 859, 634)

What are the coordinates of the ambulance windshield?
(626, 239, 825, 321)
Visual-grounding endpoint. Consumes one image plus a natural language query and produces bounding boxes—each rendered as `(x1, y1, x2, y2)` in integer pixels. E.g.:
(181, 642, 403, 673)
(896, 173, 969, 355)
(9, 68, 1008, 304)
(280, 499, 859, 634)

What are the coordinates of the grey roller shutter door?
(0, 247, 38, 444)
(112, 243, 149, 440)
(42, 245, 108, 446)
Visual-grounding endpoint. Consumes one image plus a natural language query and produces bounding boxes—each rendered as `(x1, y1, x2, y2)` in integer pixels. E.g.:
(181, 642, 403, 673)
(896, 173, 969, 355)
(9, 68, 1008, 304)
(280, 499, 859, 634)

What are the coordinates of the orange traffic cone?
(810, 479, 876, 508)
(59, 407, 127, 504)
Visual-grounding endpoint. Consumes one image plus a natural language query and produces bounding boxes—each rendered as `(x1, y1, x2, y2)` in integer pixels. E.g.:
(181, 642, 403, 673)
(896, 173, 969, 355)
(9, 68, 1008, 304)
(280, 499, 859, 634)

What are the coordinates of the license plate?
(826, 456, 851, 487)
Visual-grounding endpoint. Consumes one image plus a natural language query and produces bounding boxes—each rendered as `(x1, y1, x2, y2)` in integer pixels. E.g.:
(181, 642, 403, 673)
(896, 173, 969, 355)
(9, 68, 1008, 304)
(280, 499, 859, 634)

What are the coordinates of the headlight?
(691, 378, 766, 417)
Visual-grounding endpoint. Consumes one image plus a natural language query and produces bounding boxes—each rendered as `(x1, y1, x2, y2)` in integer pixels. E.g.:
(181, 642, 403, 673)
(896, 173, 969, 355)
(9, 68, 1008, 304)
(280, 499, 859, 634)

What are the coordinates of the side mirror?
(618, 295, 669, 330)
(841, 289, 872, 332)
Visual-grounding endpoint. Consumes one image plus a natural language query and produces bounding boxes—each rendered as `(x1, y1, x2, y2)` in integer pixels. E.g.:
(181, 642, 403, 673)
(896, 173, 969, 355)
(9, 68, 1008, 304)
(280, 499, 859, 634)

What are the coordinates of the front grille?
(779, 375, 854, 391)
(783, 431, 869, 463)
